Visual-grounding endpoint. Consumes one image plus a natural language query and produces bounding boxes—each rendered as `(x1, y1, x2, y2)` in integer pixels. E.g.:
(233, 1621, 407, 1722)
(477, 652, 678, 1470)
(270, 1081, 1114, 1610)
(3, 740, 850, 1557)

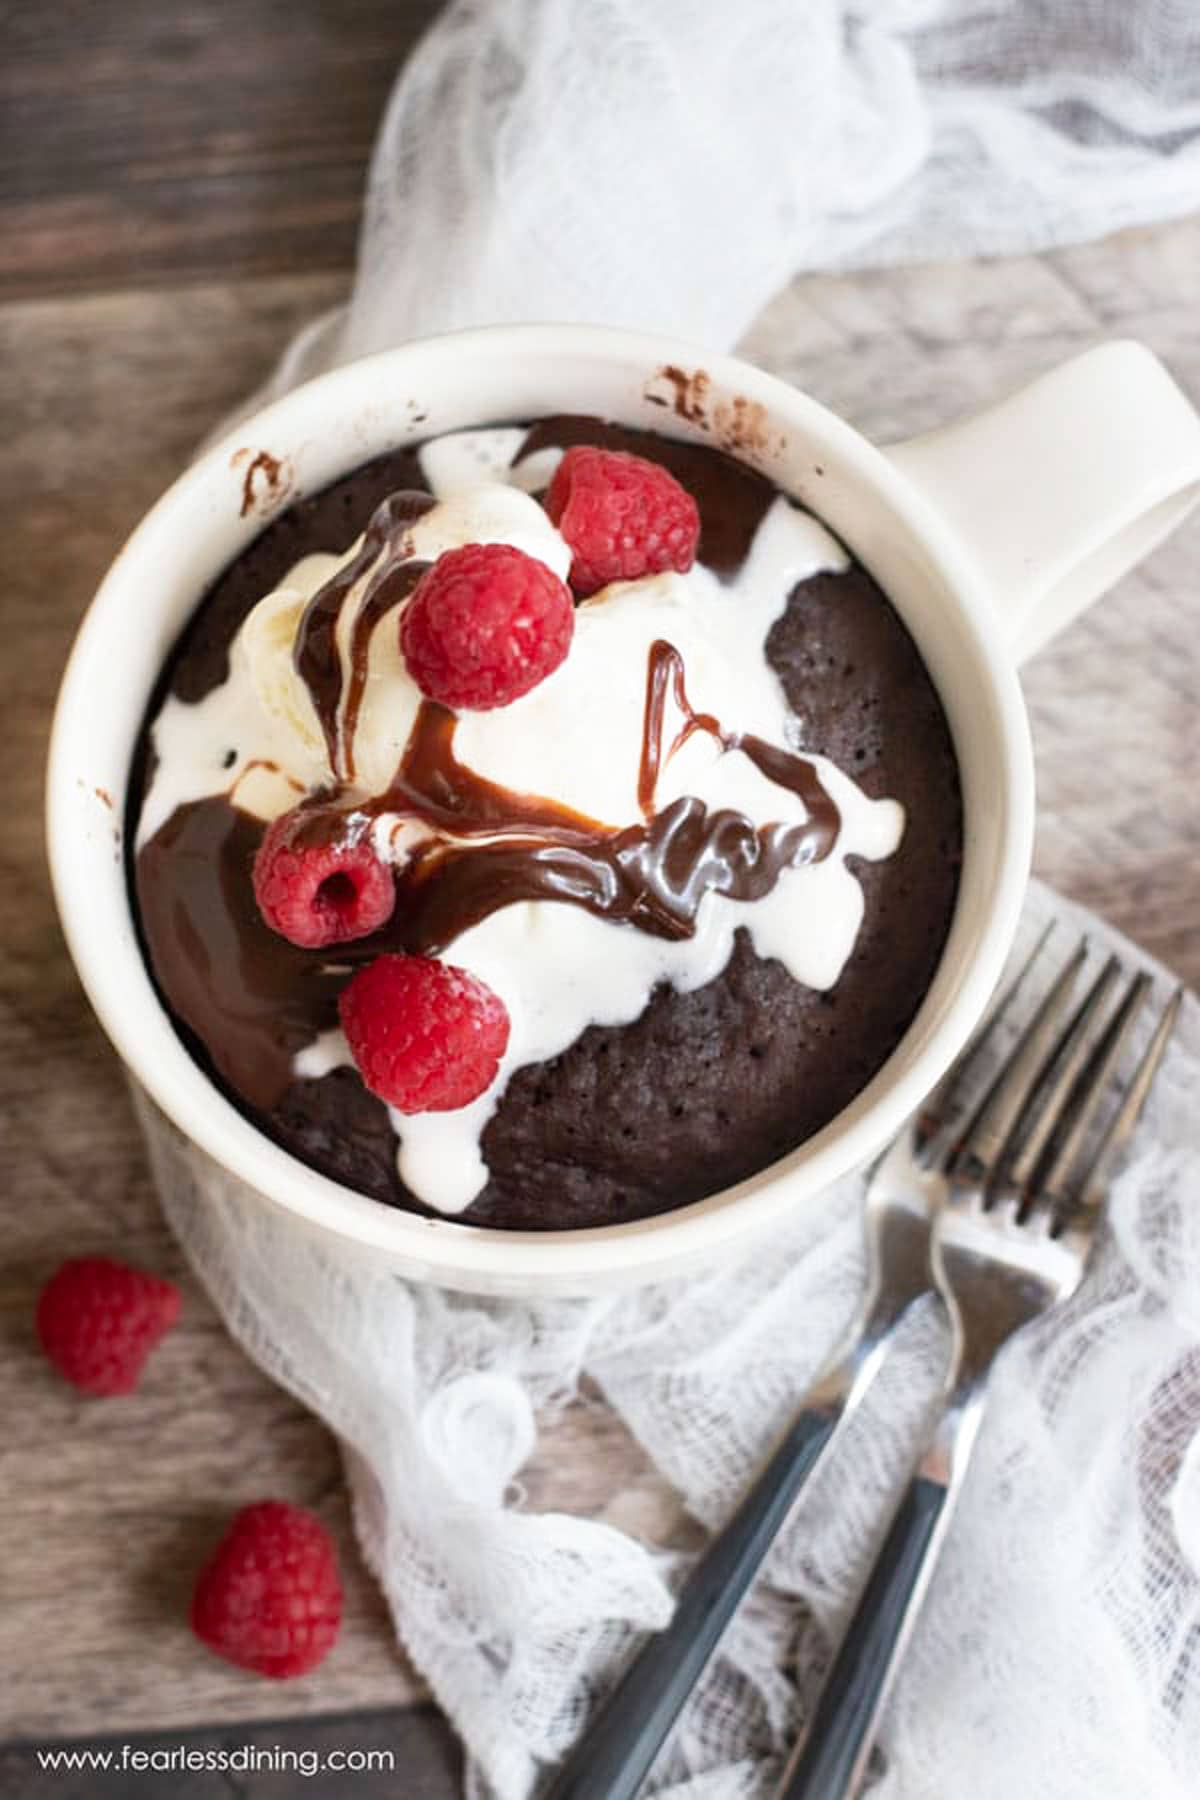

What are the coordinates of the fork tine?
(1032, 969, 1152, 1210)
(1002, 954, 1123, 1193)
(949, 938, 1088, 1181)
(915, 921, 1056, 1149)
(1069, 987, 1183, 1213)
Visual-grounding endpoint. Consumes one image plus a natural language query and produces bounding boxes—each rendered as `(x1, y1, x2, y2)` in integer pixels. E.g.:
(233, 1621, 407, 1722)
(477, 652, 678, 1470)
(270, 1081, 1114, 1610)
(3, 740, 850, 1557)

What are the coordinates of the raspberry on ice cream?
(338, 954, 511, 1112)
(190, 1500, 342, 1679)
(400, 541, 574, 710)
(36, 1256, 181, 1396)
(253, 808, 395, 948)
(545, 445, 701, 596)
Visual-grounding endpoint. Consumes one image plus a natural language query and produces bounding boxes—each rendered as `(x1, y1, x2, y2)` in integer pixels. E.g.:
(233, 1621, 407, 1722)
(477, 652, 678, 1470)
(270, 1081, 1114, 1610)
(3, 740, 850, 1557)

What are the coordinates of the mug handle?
(883, 340, 1200, 664)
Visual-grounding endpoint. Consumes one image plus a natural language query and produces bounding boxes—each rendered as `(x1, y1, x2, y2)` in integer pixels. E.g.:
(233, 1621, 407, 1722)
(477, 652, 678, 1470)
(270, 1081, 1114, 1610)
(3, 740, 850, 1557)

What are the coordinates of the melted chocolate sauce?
(637, 642, 840, 849)
(135, 799, 343, 1109)
(287, 636, 841, 956)
(384, 701, 607, 841)
(287, 462, 835, 956)
(638, 635, 722, 811)
(293, 490, 435, 776)
(342, 558, 430, 777)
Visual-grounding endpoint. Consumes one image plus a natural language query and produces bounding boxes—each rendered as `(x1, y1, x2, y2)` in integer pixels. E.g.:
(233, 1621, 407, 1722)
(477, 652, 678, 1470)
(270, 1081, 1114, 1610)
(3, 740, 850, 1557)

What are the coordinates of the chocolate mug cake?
(130, 416, 962, 1231)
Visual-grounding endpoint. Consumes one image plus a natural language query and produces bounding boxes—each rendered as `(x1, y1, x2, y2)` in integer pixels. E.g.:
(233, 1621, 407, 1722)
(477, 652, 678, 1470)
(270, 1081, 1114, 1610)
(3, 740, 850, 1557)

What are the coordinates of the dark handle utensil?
(775, 1474, 947, 1799)
(543, 1408, 838, 1800)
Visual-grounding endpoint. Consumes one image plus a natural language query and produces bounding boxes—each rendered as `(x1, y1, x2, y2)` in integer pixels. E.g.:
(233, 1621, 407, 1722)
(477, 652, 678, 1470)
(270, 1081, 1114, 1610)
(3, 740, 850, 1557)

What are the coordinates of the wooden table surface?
(3, 3, 1198, 1793)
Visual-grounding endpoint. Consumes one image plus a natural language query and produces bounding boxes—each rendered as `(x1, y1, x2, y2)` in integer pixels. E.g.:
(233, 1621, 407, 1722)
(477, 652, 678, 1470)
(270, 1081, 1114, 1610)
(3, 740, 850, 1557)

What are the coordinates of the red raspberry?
(338, 954, 510, 1112)
(191, 1501, 341, 1680)
(400, 542, 573, 710)
(545, 446, 701, 596)
(36, 1257, 181, 1396)
(253, 808, 394, 949)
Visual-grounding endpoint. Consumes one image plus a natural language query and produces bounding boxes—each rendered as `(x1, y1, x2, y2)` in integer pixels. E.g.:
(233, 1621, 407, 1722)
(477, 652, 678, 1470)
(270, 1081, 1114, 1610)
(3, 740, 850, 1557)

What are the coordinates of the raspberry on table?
(399, 541, 574, 710)
(338, 953, 510, 1112)
(544, 445, 701, 596)
(36, 1256, 181, 1396)
(191, 1500, 342, 1680)
(253, 808, 395, 949)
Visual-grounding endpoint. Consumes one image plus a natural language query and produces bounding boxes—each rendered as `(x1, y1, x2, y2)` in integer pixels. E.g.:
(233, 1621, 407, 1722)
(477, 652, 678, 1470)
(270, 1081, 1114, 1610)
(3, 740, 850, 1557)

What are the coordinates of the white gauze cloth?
(252, 0, 1200, 401)
(156, 4, 1200, 1795)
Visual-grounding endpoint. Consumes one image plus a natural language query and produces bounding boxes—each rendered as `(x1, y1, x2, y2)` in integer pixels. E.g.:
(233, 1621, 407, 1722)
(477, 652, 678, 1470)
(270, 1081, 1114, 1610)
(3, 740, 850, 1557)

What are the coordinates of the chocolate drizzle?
(287, 473, 840, 954)
(638, 635, 721, 811)
(637, 640, 840, 849)
(293, 490, 435, 777)
(342, 559, 430, 775)
(134, 799, 345, 1108)
(288, 635, 841, 955)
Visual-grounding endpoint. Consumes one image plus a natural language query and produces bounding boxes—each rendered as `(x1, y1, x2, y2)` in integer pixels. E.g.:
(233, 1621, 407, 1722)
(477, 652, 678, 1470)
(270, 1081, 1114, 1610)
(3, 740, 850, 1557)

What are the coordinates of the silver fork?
(777, 952, 1181, 1799)
(544, 927, 1063, 1800)
(802, 920, 1064, 1423)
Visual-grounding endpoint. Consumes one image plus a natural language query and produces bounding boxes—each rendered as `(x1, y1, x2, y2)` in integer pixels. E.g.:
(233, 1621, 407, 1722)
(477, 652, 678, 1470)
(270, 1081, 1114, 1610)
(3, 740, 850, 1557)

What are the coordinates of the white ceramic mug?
(46, 325, 1200, 1295)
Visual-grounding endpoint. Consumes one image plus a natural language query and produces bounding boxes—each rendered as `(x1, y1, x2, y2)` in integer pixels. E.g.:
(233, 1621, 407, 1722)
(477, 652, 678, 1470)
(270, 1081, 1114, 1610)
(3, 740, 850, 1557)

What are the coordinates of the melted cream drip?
(142, 428, 904, 1213)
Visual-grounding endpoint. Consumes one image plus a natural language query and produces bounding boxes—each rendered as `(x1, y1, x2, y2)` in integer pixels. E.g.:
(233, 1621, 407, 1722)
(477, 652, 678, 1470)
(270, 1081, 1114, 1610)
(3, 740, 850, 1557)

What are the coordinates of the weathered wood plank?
(0, 0, 440, 299)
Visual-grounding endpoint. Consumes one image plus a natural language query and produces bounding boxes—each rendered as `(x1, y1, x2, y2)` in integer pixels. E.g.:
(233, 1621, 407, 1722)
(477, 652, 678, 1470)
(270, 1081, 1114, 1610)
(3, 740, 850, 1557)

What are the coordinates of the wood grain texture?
(0, 0, 440, 299)
(2, 0, 1198, 1758)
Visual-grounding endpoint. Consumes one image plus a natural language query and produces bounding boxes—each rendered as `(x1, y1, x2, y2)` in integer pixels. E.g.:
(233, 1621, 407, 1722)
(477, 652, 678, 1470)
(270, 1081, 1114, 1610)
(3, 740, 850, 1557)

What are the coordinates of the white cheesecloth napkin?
(155, 4, 1200, 1795)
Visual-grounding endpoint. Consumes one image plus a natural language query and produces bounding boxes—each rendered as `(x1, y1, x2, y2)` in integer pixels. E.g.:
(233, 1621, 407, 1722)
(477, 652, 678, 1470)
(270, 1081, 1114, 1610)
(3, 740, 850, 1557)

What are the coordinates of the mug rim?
(46, 322, 1033, 1291)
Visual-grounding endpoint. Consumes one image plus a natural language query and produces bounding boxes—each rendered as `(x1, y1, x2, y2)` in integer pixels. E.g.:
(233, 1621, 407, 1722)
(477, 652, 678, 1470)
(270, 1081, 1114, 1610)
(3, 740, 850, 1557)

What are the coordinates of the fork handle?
(543, 1407, 838, 1800)
(776, 1393, 984, 1800)
(776, 1474, 949, 1799)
